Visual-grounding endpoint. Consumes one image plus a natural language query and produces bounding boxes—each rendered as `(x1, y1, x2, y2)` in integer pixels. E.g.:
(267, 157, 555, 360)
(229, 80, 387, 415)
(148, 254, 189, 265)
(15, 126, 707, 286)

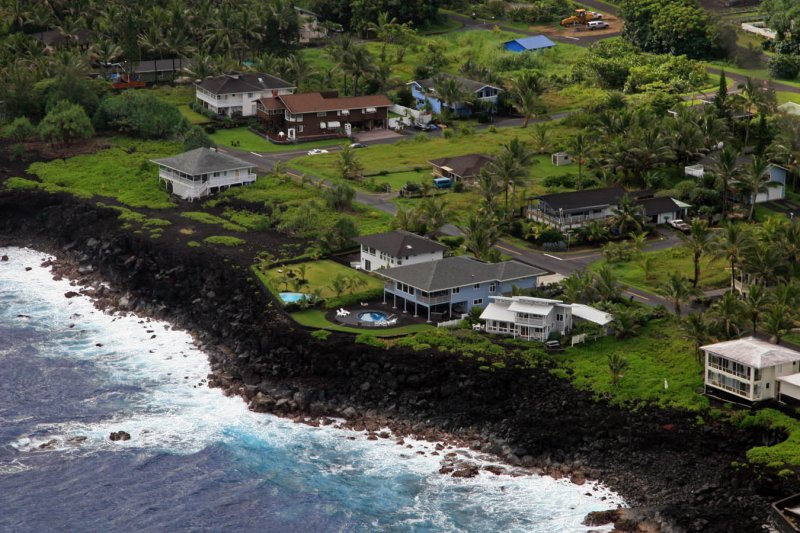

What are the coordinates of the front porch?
(382, 288, 466, 323)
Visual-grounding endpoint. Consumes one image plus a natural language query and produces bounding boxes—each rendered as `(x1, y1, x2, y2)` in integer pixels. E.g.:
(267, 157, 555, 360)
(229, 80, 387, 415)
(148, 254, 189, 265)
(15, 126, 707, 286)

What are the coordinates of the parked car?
(307, 149, 329, 155)
(350, 143, 367, 149)
(588, 20, 608, 30)
(414, 123, 433, 131)
(545, 340, 563, 353)
(669, 219, 691, 232)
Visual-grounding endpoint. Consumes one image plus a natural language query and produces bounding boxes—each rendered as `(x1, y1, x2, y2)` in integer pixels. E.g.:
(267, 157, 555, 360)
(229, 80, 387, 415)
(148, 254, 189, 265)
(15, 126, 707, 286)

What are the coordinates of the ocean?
(0, 246, 622, 532)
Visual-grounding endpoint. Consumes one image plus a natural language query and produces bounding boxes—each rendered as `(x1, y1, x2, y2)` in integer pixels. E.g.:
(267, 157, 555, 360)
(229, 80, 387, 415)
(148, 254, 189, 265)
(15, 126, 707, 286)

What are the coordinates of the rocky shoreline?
(1, 190, 796, 532)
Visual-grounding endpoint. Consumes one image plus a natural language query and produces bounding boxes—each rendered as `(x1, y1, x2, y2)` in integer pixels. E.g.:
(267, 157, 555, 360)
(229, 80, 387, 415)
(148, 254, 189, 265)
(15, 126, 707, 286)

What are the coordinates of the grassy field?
(291, 309, 434, 336)
(178, 105, 212, 125)
(26, 138, 179, 209)
(561, 318, 709, 410)
(210, 127, 346, 152)
(262, 259, 383, 298)
(591, 246, 729, 293)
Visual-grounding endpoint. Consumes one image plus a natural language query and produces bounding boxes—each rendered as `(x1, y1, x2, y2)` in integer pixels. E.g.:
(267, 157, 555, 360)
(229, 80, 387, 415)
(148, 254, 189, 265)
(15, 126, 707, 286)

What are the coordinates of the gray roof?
(355, 230, 447, 257)
(412, 74, 500, 95)
(377, 256, 546, 292)
(132, 58, 191, 73)
(195, 72, 294, 95)
(536, 187, 653, 212)
(429, 154, 495, 178)
(701, 337, 800, 369)
(151, 148, 254, 175)
(636, 196, 681, 216)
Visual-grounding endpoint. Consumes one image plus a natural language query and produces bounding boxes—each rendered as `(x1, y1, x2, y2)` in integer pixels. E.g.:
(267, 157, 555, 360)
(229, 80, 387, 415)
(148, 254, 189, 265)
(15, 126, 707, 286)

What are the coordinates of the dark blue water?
(0, 247, 621, 532)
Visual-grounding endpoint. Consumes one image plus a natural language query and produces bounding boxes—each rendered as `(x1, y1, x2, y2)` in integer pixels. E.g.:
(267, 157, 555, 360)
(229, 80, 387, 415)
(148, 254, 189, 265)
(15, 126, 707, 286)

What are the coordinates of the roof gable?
(377, 256, 546, 292)
(701, 337, 800, 368)
(196, 72, 294, 95)
(151, 148, 254, 175)
(354, 230, 447, 257)
(279, 92, 392, 114)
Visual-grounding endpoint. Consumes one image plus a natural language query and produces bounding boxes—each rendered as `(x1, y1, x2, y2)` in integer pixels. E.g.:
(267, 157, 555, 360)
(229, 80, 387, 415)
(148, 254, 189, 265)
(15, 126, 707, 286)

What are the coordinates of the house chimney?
(272, 90, 278, 98)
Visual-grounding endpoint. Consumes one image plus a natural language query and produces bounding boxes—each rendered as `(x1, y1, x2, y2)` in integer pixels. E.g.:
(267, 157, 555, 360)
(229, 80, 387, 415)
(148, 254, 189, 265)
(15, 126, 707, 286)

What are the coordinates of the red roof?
(258, 97, 286, 110)
(278, 92, 392, 114)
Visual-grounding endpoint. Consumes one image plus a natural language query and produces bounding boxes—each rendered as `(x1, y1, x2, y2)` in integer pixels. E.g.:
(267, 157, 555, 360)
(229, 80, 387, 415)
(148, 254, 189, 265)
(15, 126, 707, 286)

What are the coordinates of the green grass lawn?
(261, 259, 383, 299)
(26, 138, 179, 209)
(203, 235, 246, 246)
(591, 246, 729, 293)
(210, 127, 345, 153)
(561, 318, 709, 410)
(291, 309, 434, 337)
(178, 105, 212, 125)
(148, 85, 194, 106)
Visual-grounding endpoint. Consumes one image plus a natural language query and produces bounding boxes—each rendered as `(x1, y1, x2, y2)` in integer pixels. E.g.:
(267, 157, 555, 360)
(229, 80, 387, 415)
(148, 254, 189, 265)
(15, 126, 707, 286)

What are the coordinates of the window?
(452, 287, 460, 294)
(473, 283, 480, 289)
(473, 299, 483, 306)
(213, 172, 221, 177)
(489, 283, 496, 293)
(247, 93, 253, 98)
(397, 260, 402, 265)
(317, 111, 327, 117)
(556, 314, 563, 321)
(297, 125, 304, 133)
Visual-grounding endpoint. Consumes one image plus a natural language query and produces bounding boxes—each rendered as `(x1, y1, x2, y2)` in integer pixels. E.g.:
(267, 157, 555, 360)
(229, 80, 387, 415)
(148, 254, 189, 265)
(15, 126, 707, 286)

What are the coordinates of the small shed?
(503, 35, 556, 53)
(552, 152, 572, 166)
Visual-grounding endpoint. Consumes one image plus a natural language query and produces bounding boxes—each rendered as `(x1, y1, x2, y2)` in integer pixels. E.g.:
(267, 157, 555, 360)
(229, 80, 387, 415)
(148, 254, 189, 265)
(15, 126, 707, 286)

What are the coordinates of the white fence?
(389, 104, 431, 129)
(437, 314, 467, 328)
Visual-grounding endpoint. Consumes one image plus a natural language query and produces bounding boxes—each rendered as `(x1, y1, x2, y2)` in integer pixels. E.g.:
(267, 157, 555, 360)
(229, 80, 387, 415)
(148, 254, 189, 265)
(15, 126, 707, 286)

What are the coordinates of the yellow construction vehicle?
(560, 9, 601, 27)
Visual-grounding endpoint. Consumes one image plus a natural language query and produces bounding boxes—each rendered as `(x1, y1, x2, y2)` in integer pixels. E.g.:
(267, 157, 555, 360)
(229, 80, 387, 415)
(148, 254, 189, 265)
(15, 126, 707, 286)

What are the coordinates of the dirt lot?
(530, 14, 621, 39)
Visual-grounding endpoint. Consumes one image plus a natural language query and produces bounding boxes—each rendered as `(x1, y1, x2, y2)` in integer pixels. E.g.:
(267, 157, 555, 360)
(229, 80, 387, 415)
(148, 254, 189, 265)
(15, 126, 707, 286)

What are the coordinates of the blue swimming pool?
(279, 292, 307, 304)
(358, 311, 388, 323)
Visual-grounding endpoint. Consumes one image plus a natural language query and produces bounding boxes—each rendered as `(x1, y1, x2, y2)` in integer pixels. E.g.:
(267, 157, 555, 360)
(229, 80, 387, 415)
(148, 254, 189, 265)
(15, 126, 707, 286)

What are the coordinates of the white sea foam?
(0, 247, 624, 532)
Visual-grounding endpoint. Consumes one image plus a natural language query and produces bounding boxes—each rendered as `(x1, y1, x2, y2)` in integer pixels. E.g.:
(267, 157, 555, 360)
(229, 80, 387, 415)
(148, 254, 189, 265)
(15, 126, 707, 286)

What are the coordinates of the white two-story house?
(702, 337, 800, 405)
(481, 296, 573, 341)
(195, 72, 295, 117)
(151, 147, 256, 200)
(354, 230, 447, 272)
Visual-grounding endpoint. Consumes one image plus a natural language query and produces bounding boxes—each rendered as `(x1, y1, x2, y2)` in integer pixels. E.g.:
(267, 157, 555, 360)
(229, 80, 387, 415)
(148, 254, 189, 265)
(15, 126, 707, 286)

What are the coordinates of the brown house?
(428, 154, 495, 187)
(256, 91, 392, 142)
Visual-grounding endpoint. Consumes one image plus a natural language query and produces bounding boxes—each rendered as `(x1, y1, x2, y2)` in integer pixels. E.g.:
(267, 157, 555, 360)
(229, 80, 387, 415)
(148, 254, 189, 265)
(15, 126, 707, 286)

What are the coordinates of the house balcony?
(417, 294, 452, 306)
(515, 317, 546, 327)
(707, 377, 754, 400)
(526, 209, 609, 229)
(707, 361, 750, 380)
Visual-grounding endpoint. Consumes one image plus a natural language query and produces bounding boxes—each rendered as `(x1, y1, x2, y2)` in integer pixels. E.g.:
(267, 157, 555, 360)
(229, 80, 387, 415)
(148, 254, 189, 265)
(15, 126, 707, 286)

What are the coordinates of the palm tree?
(463, 213, 500, 260)
(662, 272, 698, 315)
(742, 283, 770, 335)
(680, 219, 713, 287)
(609, 194, 644, 237)
(561, 270, 596, 303)
(432, 75, 468, 120)
(681, 313, 711, 364)
(736, 77, 766, 147)
(367, 11, 399, 62)
(740, 155, 771, 221)
(392, 205, 421, 233)
(419, 197, 450, 235)
(639, 255, 655, 281)
(593, 264, 622, 303)
(710, 146, 742, 218)
(712, 222, 753, 290)
(607, 353, 630, 386)
(567, 133, 593, 186)
(327, 33, 354, 94)
(762, 304, 795, 344)
(337, 145, 363, 180)
(508, 71, 546, 127)
(709, 291, 744, 339)
(476, 168, 503, 213)
(768, 116, 800, 193)
(669, 109, 705, 167)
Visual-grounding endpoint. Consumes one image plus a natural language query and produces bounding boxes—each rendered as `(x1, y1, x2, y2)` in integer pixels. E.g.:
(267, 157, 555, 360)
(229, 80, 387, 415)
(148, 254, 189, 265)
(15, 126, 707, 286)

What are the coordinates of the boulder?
(109, 431, 131, 441)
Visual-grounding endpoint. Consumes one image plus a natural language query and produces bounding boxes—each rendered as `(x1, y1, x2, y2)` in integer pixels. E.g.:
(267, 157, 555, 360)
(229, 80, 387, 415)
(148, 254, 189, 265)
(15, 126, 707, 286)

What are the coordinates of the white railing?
(707, 361, 750, 380)
(707, 378, 752, 399)
(516, 317, 545, 326)
(160, 171, 256, 189)
(417, 294, 451, 305)
(527, 209, 609, 229)
(437, 318, 464, 328)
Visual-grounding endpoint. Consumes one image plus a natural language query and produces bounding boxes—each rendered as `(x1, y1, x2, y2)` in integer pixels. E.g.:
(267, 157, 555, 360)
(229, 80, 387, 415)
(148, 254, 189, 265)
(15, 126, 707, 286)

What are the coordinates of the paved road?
(445, 11, 620, 47)
(705, 66, 800, 95)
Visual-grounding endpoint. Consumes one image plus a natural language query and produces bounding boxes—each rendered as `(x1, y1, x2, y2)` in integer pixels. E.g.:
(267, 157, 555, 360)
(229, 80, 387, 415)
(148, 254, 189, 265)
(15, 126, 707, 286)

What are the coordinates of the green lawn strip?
(98, 203, 171, 228)
(290, 309, 434, 337)
(27, 138, 179, 209)
(738, 409, 800, 468)
(203, 235, 246, 246)
(181, 211, 247, 231)
(262, 259, 383, 299)
(590, 246, 729, 294)
(221, 208, 270, 230)
(147, 85, 195, 106)
(777, 91, 800, 105)
(561, 318, 709, 411)
(210, 127, 345, 152)
(178, 105, 212, 125)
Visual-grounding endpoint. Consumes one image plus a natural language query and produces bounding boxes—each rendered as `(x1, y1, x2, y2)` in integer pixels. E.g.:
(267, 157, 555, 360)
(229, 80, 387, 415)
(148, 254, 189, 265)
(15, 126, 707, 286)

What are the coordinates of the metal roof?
(412, 74, 500, 95)
(354, 230, 447, 258)
(279, 92, 392, 114)
(504, 35, 556, 51)
(377, 256, 546, 292)
(701, 337, 800, 369)
(571, 304, 613, 326)
(428, 154, 495, 178)
(151, 148, 254, 175)
(480, 302, 517, 323)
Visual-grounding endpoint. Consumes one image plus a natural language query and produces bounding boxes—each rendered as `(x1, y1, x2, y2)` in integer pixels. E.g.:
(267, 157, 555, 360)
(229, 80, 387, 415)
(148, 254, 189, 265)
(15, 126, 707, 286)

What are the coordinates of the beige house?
(702, 337, 800, 404)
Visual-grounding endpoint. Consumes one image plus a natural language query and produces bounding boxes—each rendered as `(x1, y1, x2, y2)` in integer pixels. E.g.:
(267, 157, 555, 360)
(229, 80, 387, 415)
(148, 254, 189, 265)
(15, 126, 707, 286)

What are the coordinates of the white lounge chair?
(342, 309, 351, 316)
(472, 323, 483, 331)
(336, 310, 345, 318)
(387, 318, 398, 326)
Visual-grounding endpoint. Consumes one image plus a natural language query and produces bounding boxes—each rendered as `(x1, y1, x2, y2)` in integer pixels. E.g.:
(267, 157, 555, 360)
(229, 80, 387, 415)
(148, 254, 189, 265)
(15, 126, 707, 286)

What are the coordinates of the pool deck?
(327, 302, 434, 328)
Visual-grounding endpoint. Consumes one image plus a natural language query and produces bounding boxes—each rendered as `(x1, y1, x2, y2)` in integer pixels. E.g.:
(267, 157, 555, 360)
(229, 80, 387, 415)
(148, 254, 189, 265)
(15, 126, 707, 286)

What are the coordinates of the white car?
(307, 149, 329, 156)
(669, 219, 691, 232)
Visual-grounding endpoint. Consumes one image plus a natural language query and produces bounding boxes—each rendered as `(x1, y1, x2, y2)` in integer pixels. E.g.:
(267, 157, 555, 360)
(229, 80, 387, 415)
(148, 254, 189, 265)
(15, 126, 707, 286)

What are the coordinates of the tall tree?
(740, 155, 771, 221)
(680, 219, 713, 287)
(742, 283, 770, 335)
(662, 272, 698, 315)
(712, 222, 753, 290)
(610, 194, 644, 237)
(710, 145, 742, 218)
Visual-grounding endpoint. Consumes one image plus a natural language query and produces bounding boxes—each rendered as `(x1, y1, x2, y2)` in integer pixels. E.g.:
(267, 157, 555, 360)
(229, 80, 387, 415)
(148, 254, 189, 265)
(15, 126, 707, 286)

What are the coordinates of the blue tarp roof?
(503, 35, 556, 51)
